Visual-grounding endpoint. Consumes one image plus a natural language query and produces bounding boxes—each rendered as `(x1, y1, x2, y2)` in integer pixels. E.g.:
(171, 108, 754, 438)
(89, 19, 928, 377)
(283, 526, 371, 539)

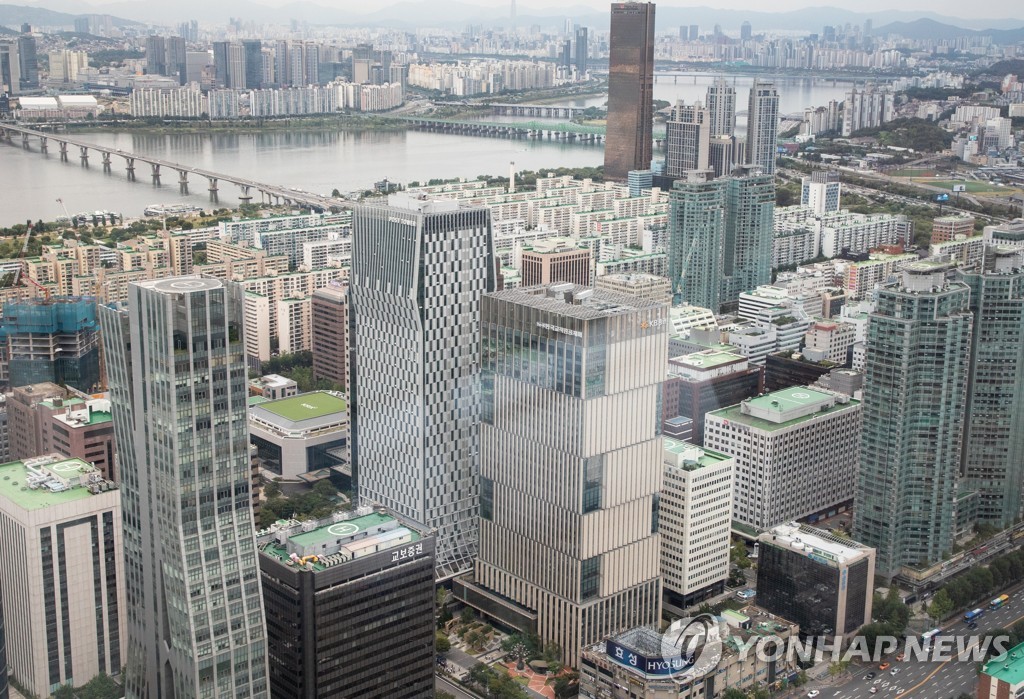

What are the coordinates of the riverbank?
(62, 113, 411, 136)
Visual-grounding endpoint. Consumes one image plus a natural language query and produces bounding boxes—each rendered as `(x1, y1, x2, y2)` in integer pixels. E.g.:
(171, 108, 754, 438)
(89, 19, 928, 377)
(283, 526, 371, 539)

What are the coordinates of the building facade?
(101, 277, 269, 699)
(248, 391, 349, 482)
(350, 196, 496, 579)
(661, 440, 734, 607)
(259, 510, 435, 699)
(521, 240, 592, 287)
(705, 386, 862, 530)
(0, 455, 124, 697)
(1, 298, 102, 393)
(854, 261, 972, 577)
(669, 173, 726, 310)
(706, 77, 736, 138)
(756, 523, 874, 639)
(746, 80, 779, 175)
(310, 284, 348, 390)
(463, 284, 666, 667)
(605, 2, 656, 180)
(665, 100, 711, 176)
(801, 172, 841, 215)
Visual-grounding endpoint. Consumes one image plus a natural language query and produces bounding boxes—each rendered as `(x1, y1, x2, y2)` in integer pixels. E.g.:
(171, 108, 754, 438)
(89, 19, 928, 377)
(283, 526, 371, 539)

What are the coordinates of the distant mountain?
(0, 3, 140, 29)
(874, 17, 1024, 43)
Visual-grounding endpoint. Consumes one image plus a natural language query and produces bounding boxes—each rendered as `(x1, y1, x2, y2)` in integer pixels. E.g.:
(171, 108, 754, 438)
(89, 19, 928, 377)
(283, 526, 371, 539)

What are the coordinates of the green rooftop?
(42, 398, 113, 427)
(664, 439, 731, 470)
(0, 457, 104, 510)
(258, 392, 347, 422)
(983, 641, 1024, 686)
(260, 511, 421, 571)
(709, 387, 860, 432)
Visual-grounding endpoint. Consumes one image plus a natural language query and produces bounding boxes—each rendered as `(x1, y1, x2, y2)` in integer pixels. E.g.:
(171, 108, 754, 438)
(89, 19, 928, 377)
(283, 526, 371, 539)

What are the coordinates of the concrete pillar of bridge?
(59, 141, 68, 161)
(79, 146, 90, 165)
(125, 158, 135, 181)
(39, 136, 47, 152)
(102, 152, 112, 172)
(178, 170, 189, 194)
(239, 185, 252, 204)
(22, 133, 29, 148)
(151, 163, 161, 185)
(207, 178, 219, 202)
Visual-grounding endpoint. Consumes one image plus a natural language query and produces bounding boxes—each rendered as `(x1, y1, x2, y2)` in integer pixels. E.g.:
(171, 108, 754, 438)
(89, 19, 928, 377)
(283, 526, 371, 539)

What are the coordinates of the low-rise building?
(258, 509, 435, 699)
(249, 391, 349, 483)
(595, 272, 672, 305)
(756, 522, 874, 639)
(249, 374, 298, 400)
(39, 396, 116, 481)
(661, 440, 734, 607)
(978, 641, 1024, 699)
(705, 386, 861, 530)
(664, 350, 762, 445)
(803, 321, 855, 365)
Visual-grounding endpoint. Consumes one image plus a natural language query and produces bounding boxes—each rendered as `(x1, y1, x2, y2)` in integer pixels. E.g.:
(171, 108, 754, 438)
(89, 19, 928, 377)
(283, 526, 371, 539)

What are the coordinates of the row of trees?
(257, 479, 340, 529)
(928, 546, 1024, 620)
(856, 588, 912, 656)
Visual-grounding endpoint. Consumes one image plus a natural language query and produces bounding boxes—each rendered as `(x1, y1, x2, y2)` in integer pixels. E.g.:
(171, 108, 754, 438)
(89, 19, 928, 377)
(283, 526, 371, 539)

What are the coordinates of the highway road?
(805, 597, 1024, 699)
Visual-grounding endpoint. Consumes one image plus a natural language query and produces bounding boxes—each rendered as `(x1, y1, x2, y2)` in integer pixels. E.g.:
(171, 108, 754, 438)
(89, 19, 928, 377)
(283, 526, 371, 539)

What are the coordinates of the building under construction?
(0, 297, 101, 393)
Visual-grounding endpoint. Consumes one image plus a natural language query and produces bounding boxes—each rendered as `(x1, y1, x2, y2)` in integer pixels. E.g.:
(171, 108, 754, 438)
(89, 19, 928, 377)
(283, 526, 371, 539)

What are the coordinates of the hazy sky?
(57, 0, 1024, 20)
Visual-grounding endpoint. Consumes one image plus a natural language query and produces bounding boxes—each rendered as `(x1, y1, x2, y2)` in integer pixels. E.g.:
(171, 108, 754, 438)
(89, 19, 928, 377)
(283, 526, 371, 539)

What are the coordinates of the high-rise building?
(665, 100, 711, 176)
(723, 171, 775, 303)
(212, 40, 230, 87)
(460, 284, 665, 667)
(0, 454, 124, 698)
(801, 171, 842, 215)
(165, 36, 187, 85)
(243, 39, 263, 89)
(662, 349, 762, 445)
(1, 298, 102, 393)
(0, 40, 21, 95)
(756, 523, 874, 639)
(669, 172, 726, 309)
(740, 21, 753, 41)
(746, 80, 779, 175)
(689, 24, 699, 40)
(560, 40, 572, 69)
(259, 509, 436, 698)
(660, 439, 734, 607)
(854, 260, 972, 578)
(145, 35, 167, 76)
(101, 277, 269, 698)
(0, 595, 6, 699)
(708, 135, 737, 178)
(310, 284, 348, 389)
(520, 239, 592, 287)
(957, 247, 1024, 527)
(841, 85, 894, 137)
(605, 2, 656, 180)
(17, 34, 37, 89)
(705, 386, 861, 530)
(575, 26, 588, 74)
(349, 196, 496, 579)
(706, 77, 736, 138)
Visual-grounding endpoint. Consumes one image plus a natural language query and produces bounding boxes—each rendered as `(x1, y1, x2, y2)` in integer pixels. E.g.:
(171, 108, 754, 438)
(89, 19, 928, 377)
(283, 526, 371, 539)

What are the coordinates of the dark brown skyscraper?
(605, 2, 655, 181)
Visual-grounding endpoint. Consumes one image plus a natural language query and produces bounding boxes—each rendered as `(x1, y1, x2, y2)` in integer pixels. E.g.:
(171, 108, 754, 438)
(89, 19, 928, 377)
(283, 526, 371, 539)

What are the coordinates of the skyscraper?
(165, 36, 187, 85)
(17, 34, 37, 89)
(349, 195, 496, 579)
(212, 40, 230, 87)
(706, 77, 736, 138)
(243, 39, 263, 89)
(668, 172, 726, 310)
(464, 284, 665, 667)
(665, 100, 711, 176)
(854, 261, 973, 577)
(723, 171, 775, 302)
(746, 79, 780, 175)
(740, 21, 753, 40)
(575, 27, 588, 74)
(145, 35, 166, 76)
(0, 40, 20, 95)
(605, 2, 655, 181)
(101, 277, 269, 698)
(956, 247, 1024, 527)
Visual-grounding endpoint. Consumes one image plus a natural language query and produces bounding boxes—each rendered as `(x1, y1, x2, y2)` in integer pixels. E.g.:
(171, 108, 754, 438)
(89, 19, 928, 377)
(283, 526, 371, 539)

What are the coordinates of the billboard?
(606, 639, 693, 677)
(952, 184, 967, 192)
(935, 194, 950, 202)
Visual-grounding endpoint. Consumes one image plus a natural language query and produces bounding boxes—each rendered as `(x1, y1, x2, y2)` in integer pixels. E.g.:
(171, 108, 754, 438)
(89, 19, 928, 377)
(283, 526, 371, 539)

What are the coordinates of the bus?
(964, 608, 985, 623)
(922, 629, 942, 649)
(991, 595, 1010, 610)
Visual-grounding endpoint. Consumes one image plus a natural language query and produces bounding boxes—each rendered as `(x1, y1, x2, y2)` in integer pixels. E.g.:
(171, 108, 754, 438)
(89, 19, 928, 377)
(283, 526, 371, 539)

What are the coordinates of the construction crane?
(56, 198, 81, 240)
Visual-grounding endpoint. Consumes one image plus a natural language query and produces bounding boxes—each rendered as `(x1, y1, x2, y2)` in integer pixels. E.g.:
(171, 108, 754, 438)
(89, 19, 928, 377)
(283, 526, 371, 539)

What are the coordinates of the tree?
(723, 688, 749, 699)
(436, 632, 452, 654)
(549, 671, 580, 698)
(928, 589, 955, 621)
(460, 606, 476, 625)
(437, 692, 456, 699)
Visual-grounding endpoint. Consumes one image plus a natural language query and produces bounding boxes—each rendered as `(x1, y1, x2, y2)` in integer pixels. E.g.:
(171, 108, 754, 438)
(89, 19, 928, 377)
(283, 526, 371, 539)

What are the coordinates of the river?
(0, 73, 859, 227)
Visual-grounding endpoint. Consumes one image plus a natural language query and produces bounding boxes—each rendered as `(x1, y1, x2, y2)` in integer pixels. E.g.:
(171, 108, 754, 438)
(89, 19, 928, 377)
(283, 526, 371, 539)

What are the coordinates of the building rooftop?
(673, 349, 744, 370)
(257, 509, 422, 572)
(489, 283, 664, 320)
(250, 391, 348, 432)
(44, 398, 113, 428)
(983, 641, 1024, 687)
(709, 386, 858, 432)
(141, 276, 223, 294)
(0, 455, 116, 511)
(663, 439, 732, 471)
(760, 522, 872, 565)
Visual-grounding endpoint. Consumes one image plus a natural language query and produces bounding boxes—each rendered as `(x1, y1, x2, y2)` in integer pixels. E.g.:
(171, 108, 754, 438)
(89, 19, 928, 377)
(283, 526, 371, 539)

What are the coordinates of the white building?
(820, 211, 909, 258)
(804, 320, 856, 364)
(276, 296, 312, 354)
(842, 85, 894, 136)
(248, 391, 349, 481)
(594, 272, 671, 305)
(705, 386, 862, 530)
(661, 440, 735, 606)
(0, 455, 125, 698)
(801, 172, 842, 215)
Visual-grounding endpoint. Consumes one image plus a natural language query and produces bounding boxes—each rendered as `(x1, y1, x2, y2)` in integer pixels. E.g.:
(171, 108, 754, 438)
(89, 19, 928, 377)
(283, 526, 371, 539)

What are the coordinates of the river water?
(0, 73, 858, 227)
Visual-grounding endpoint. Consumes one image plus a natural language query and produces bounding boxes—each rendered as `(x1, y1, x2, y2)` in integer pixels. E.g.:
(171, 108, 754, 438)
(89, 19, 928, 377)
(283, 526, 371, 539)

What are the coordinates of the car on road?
(807, 691, 820, 698)
(968, 622, 978, 629)
(870, 688, 878, 694)
(895, 653, 904, 661)
(866, 673, 876, 680)
(890, 669, 899, 676)
(879, 663, 890, 671)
